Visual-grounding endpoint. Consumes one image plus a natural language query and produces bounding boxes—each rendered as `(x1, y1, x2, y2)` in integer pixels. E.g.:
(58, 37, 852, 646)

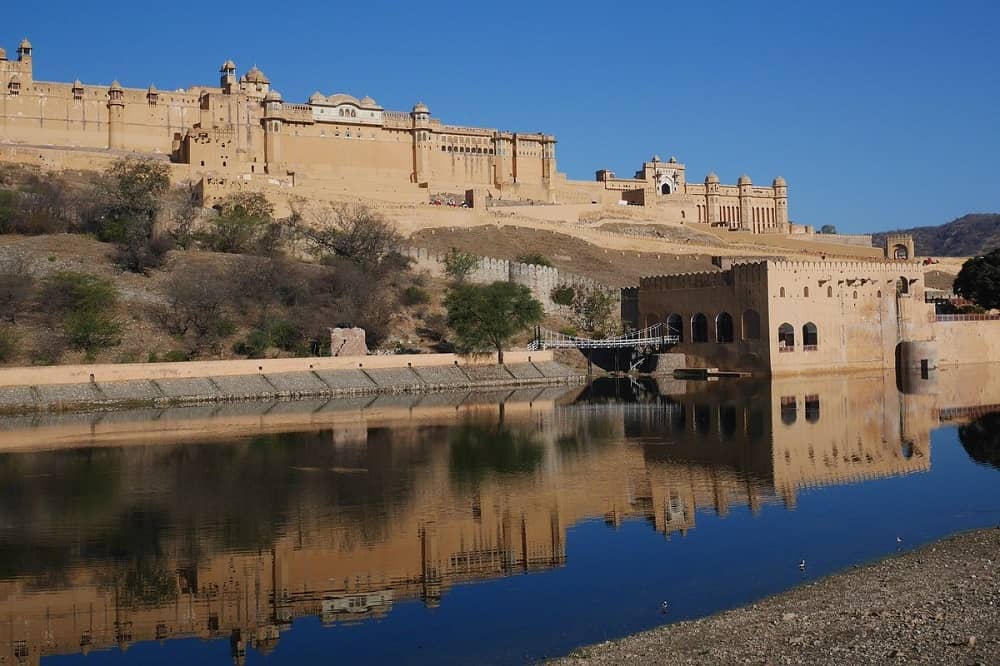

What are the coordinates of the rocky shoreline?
(551, 527, 1000, 665)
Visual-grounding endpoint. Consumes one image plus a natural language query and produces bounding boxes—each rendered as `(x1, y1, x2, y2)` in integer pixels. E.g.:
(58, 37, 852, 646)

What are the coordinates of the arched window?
(897, 276, 909, 295)
(666, 314, 684, 342)
(716, 312, 734, 343)
(778, 323, 795, 349)
(853, 290, 858, 299)
(803, 286, 809, 297)
(893, 244, 909, 260)
(691, 313, 708, 343)
(741, 309, 761, 340)
(803, 322, 818, 349)
(661, 183, 671, 195)
(779, 287, 786, 297)
(827, 285, 833, 297)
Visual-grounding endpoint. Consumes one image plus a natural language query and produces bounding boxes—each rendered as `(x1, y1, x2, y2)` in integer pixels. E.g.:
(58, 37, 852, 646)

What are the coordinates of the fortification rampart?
(403, 247, 618, 313)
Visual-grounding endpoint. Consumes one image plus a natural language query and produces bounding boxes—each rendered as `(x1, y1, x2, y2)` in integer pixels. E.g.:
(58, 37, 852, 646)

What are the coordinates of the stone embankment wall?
(403, 247, 618, 313)
(0, 351, 583, 414)
(932, 317, 1000, 367)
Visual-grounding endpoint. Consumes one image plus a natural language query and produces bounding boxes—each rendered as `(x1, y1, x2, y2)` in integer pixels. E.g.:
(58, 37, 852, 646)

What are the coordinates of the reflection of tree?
(449, 421, 545, 487)
(959, 412, 1000, 470)
(557, 414, 618, 458)
(0, 428, 437, 585)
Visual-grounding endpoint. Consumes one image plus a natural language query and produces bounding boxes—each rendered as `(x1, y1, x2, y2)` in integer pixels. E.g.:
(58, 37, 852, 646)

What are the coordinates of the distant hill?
(872, 214, 1000, 257)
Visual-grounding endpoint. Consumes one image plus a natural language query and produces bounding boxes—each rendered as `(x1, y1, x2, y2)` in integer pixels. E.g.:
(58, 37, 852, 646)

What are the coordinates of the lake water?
(2, 369, 1000, 665)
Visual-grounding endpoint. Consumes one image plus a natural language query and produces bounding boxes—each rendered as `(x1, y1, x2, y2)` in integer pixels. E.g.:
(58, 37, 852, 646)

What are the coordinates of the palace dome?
(148, 83, 158, 93)
(327, 93, 360, 106)
(244, 66, 269, 84)
(109, 79, 122, 91)
(264, 90, 282, 102)
(308, 91, 326, 104)
(19, 38, 31, 50)
(773, 176, 787, 187)
(0, 48, 6, 60)
(705, 172, 719, 184)
(412, 101, 429, 114)
(220, 59, 236, 72)
(359, 95, 380, 108)
(738, 174, 752, 185)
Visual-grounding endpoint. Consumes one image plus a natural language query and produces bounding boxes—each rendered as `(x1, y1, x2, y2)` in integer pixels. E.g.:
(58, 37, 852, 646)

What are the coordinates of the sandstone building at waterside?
(0, 37, 790, 227)
(628, 258, 994, 376)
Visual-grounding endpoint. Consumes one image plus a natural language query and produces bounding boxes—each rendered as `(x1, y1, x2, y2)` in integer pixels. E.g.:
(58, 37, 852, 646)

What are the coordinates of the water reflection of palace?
(0, 368, 997, 665)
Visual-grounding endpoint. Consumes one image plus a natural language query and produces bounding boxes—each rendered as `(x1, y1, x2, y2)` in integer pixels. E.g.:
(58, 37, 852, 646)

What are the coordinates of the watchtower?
(884, 234, 915, 260)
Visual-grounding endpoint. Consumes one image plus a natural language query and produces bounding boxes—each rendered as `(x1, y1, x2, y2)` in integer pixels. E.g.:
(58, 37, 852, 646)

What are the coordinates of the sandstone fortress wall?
(1, 35, 805, 235)
(403, 247, 618, 313)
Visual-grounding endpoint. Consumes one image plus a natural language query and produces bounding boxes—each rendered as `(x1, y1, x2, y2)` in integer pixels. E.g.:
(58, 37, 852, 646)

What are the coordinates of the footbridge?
(528, 324, 679, 373)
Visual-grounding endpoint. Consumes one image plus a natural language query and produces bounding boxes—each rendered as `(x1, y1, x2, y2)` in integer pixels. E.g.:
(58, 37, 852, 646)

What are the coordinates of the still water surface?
(2, 372, 1000, 665)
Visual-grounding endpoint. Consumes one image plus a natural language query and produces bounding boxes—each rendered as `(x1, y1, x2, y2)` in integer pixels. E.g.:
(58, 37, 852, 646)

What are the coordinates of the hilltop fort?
(1, 37, 794, 231)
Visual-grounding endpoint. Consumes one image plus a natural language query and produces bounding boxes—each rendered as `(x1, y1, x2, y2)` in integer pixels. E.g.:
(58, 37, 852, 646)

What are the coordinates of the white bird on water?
(661, 601, 669, 614)
(798, 560, 806, 571)
(897, 536, 903, 544)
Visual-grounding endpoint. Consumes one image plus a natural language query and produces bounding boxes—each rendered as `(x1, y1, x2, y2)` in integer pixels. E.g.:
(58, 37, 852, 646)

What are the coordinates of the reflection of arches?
(805, 394, 820, 422)
(666, 313, 684, 342)
(897, 276, 909, 295)
(691, 313, 708, 342)
(892, 244, 909, 260)
(778, 322, 795, 348)
(742, 309, 761, 340)
(694, 404, 711, 434)
(780, 396, 797, 425)
(719, 405, 737, 437)
(803, 322, 818, 347)
(716, 312, 734, 343)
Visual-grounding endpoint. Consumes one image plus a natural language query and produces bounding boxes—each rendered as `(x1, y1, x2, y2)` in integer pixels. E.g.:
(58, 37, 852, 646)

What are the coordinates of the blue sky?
(4, 0, 998, 233)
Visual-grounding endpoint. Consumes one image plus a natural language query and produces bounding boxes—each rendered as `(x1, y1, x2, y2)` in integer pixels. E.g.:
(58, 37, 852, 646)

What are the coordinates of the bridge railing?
(527, 324, 680, 351)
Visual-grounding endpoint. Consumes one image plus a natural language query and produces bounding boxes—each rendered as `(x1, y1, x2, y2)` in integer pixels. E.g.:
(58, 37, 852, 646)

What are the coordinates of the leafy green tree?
(206, 191, 278, 254)
(954, 249, 1000, 310)
(550, 285, 576, 306)
(38, 272, 121, 358)
(443, 247, 479, 283)
(89, 159, 172, 273)
(572, 289, 617, 337)
(443, 281, 543, 364)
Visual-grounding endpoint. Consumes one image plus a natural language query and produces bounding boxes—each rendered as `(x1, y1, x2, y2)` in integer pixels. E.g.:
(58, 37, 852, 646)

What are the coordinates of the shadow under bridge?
(527, 323, 678, 373)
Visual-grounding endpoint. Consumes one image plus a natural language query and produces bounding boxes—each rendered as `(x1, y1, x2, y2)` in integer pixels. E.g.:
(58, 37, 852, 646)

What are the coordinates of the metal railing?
(527, 323, 679, 350)
(934, 314, 1000, 322)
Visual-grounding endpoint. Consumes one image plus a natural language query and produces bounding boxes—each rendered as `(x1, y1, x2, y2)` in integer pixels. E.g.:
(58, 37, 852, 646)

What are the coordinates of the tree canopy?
(953, 248, 1000, 310)
(443, 281, 543, 363)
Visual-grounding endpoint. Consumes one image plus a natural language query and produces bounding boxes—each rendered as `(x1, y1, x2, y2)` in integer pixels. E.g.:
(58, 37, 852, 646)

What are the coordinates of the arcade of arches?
(650, 310, 777, 347)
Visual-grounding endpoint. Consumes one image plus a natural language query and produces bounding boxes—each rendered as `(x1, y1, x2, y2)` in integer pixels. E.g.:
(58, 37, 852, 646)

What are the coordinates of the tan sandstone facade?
(1, 36, 798, 230)
(633, 259, 940, 375)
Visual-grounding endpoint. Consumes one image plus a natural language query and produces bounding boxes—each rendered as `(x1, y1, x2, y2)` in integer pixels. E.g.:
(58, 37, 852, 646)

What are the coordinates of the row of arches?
(777, 322, 818, 350)
(655, 310, 762, 343)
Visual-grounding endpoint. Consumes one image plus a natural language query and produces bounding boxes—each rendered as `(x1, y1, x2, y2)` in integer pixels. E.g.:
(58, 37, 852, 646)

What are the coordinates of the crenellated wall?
(403, 247, 618, 314)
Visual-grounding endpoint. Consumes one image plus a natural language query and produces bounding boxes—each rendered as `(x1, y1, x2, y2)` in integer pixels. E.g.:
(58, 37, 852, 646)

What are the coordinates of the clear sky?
(4, 0, 998, 233)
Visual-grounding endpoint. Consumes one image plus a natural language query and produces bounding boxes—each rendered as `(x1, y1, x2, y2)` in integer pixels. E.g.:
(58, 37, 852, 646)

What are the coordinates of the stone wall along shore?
(0, 351, 584, 414)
